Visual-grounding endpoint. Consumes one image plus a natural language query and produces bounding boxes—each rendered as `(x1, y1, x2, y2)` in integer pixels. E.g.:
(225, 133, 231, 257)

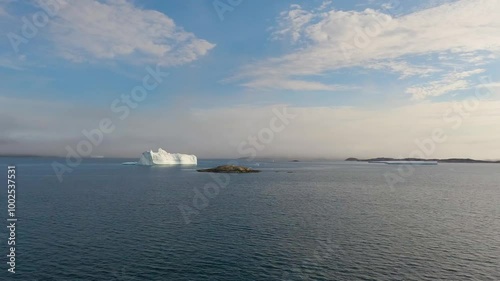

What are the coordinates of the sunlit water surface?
(0, 157, 499, 280)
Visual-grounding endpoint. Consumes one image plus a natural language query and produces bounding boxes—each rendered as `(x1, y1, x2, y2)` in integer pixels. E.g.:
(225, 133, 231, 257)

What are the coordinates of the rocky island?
(197, 165, 260, 173)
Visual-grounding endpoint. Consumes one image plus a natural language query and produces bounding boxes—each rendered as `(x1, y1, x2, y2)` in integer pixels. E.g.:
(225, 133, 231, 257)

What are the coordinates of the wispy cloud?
(234, 0, 500, 97)
(480, 82, 500, 89)
(365, 61, 440, 79)
(271, 4, 314, 43)
(406, 69, 486, 100)
(41, 0, 215, 66)
(241, 78, 355, 91)
(0, 56, 24, 70)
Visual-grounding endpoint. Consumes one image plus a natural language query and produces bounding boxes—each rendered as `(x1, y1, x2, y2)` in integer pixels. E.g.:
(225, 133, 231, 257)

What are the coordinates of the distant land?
(345, 157, 500, 164)
(0, 154, 46, 157)
(1, 154, 499, 164)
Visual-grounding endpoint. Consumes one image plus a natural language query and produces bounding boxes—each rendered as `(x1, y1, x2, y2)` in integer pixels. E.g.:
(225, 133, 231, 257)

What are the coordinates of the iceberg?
(137, 148, 197, 166)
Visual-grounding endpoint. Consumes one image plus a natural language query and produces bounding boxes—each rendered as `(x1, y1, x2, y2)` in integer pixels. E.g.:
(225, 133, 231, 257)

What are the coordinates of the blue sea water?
(0, 157, 499, 280)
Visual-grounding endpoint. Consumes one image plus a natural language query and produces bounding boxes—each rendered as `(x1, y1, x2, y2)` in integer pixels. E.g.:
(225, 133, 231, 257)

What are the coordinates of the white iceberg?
(137, 148, 197, 166)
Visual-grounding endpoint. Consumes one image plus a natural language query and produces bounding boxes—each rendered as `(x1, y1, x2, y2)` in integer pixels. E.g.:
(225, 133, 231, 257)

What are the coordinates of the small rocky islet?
(197, 165, 261, 173)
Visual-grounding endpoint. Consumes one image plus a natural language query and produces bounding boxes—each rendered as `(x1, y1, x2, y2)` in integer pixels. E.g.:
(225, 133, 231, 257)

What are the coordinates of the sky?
(1, 0, 500, 160)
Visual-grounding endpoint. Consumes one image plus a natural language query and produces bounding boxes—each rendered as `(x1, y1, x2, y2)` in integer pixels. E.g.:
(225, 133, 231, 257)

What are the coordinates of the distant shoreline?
(1, 155, 499, 164)
(345, 157, 500, 164)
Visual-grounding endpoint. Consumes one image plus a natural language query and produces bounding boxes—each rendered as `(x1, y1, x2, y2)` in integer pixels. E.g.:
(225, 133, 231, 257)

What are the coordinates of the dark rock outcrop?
(345, 158, 359, 161)
(197, 165, 260, 173)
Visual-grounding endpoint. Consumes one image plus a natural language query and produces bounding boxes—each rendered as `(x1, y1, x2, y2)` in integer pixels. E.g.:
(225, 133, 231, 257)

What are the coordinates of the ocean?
(0, 157, 499, 280)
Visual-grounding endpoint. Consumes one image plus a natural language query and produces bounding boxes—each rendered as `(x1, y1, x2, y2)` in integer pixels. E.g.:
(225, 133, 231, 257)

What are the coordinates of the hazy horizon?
(1, 0, 500, 160)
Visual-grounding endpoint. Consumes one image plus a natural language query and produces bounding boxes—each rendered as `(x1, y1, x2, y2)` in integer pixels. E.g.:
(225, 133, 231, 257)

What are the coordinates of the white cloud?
(480, 82, 500, 97)
(366, 61, 440, 79)
(457, 52, 497, 65)
(483, 82, 500, 88)
(241, 78, 352, 91)
(271, 4, 314, 43)
(42, 0, 215, 65)
(406, 69, 485, 100)
(0, 54, 29, 70)
(317, 1, 333, 11)
(236, 0, 500, 96)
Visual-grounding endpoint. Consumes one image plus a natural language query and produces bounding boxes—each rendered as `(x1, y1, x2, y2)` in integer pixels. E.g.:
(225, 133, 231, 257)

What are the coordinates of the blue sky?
(1, 0, 500, 159)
